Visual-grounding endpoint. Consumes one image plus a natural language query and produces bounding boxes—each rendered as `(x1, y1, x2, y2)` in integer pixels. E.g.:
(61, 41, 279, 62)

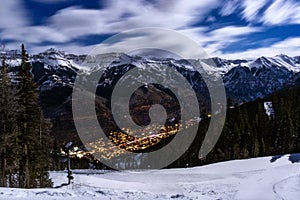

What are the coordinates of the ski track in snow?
(0, 154, 299, 200)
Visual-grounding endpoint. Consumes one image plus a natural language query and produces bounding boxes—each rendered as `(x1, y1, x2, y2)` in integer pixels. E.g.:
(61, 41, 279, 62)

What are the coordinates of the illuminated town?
(86, 117, 201, 160)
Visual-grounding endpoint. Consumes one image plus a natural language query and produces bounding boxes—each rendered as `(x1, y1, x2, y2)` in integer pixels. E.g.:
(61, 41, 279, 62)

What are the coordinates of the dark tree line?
(169, 84, 300, 168)
(0, 44, 53, 188)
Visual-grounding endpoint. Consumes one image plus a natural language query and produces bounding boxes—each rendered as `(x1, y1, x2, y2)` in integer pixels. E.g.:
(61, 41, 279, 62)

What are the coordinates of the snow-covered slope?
(0, 154, 299, 200)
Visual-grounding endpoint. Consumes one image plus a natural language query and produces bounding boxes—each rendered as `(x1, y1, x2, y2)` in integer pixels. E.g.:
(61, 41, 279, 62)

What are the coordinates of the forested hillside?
(170, 84, 300, 168)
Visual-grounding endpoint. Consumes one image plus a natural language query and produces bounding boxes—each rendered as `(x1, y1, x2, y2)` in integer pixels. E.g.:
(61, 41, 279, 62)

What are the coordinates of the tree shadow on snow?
(270, 153, 300, 163)
(289, 153, 300, 163)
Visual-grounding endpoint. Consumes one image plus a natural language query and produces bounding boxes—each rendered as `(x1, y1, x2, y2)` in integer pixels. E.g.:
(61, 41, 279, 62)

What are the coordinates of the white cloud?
(209, 26, 262, 39)
(2, 42, 24, 51)
(47, 0, 221, 40)
(2, 26, 68, 43)
(272, 37, 300, 48)
(0, 0, 29, 29)
(206, 16, 216, 22)
(219, 0, 300, 25)
(220, 37, 300, 59)
(208, 26, 262, 55)
(1, 0, 298, 60)
(1, 0, 222, 53)
(179, 26, 263, 56)
(219, 0, 240, 16)
(242, 0, 269, 21)
(49, 7, 108, 38)
(86, 28, 207, 59)
(261, 0, 300, 25)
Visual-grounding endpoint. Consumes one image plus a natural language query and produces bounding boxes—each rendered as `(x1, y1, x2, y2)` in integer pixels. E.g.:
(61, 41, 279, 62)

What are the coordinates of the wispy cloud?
(219, 0, 240, 16)
(48, 0, 220, 39)
(221, 37, 300, 59)
(14, 0, 221, 55)
(0, 0, 29, 29)
(241, 0, 269, 21)
(0, 0, 298, 59)
(179, 26, 263, 56)
(261, 0, 300, 25)
(1, 0, 223, 55)
(2, 26, 68, 44)
(219, 0, 300, 26)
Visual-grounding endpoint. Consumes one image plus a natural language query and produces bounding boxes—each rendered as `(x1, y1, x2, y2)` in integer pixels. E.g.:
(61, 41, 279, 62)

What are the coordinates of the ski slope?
(0, 154, 299, 200)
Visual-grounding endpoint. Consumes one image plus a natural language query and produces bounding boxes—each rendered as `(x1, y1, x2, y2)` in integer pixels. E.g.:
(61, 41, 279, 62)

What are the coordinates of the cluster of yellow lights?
(60, 147, 89, 159)
(87, 117, 201, 160)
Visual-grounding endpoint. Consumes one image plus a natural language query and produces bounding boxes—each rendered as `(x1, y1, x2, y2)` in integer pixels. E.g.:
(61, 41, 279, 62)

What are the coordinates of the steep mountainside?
(1, 49, 300, 142)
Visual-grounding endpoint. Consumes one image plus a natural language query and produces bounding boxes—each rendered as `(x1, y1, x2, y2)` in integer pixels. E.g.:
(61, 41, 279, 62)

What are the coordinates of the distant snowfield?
(0, 154, 299, 200)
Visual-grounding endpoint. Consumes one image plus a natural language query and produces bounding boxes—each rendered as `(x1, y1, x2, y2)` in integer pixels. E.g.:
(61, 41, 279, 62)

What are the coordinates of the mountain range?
(1, 48, 300, 142)
(2, 48, 300, 99)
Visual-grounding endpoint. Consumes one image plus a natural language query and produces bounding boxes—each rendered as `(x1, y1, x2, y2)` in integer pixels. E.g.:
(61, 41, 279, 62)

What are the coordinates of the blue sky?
(0, 0, 299, 59)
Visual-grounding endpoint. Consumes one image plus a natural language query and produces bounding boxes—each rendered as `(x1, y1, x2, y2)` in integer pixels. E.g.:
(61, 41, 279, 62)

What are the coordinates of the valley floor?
(0, 154, 299, 200)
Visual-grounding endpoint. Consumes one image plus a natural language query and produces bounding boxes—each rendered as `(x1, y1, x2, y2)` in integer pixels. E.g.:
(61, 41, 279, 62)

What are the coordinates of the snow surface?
(0, 154, 299, 200)
(264, 102, 275, 117)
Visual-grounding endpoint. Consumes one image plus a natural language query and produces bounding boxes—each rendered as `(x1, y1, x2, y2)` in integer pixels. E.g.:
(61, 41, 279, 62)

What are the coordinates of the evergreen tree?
(0, 56, 20, 187)
(17, 44, 52, 188)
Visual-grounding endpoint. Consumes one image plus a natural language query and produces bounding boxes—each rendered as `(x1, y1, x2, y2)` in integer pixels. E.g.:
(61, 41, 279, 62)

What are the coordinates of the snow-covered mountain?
(1, 48, 300, 110)
(218, 55, 300, 101)
(0, 154, 299, 200)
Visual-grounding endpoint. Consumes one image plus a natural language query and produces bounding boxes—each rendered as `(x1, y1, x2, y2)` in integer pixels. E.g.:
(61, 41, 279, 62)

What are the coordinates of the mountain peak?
(40, 48, 66, 57)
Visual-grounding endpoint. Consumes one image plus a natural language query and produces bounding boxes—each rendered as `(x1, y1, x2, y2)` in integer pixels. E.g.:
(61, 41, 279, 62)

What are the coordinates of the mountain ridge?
(1, 48, 300, 104)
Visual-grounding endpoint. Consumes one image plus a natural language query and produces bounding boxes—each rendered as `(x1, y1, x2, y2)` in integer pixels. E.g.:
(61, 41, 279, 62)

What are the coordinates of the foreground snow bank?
(0, 154, 299, 200)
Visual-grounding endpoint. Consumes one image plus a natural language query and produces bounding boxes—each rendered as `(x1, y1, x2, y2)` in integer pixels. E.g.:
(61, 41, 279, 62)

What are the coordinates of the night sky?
(0, 0, 299, 58)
